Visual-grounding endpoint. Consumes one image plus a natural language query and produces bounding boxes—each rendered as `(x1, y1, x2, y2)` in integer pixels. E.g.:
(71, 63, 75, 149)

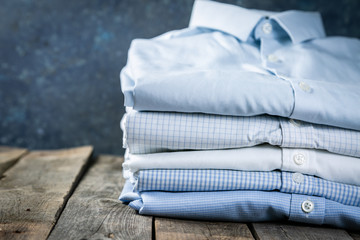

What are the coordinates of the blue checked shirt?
(132, 169, 360, 207)
(121, 0, 360, 130)
(120, 181, 360, 230)
(122, 110, 360, 157)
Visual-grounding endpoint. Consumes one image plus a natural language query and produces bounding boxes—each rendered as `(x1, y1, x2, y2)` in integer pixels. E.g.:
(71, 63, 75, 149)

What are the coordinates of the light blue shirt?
(120, 181, 360, 230)
(132, 169, 360, 207)
(121, 0, 360, 130)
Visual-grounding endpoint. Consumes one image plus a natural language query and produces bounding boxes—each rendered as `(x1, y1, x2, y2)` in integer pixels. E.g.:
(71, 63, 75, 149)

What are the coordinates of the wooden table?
(0, 146, 359, 240)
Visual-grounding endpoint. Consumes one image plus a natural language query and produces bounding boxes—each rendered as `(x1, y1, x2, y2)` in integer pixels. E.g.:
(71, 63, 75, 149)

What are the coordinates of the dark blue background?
(1, 0, 359, 155)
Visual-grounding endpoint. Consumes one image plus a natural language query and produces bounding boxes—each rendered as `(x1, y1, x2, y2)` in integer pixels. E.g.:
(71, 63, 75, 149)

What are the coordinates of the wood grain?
(48, 155, 152, 240)
(251, 223, 353, 240)
(0, 146, 93, 240)
(155, 218, 254, 240)
(0, 146, 27, 176)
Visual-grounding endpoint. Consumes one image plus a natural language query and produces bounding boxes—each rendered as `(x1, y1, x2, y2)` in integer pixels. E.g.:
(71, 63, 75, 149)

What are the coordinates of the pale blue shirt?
(132, 169, 360, 207)
(121, 0, 360, 130)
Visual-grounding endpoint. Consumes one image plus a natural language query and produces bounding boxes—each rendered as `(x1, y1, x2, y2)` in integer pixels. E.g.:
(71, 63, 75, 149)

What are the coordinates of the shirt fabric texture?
(120, 0, 360, 130)
(123, 145, 360, 186)
(120, 181, 360, 230)
(122, 110, 360, 158)
(131, 169, 360, 207)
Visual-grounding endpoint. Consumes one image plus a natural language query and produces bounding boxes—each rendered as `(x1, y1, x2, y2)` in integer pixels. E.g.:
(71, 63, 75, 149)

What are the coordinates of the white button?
(289, 119, 302, 127)
(292, 172, 304, 184)
(262, 22, 272, 34)
(298, 81, 312, 92)
(293, 153, 306, 165)
(302, 200, 314, 213)
(267, 54, 280, 63)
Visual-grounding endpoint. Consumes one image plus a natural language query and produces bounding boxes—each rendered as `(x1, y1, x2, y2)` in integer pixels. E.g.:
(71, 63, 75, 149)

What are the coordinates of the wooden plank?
(48, 155, 152, 240)
(0, 146, 93, 240)
(349, 231, 360, 240)
(0, 146, 27, 176)
(251, 223, 353, 240)
(155, 218, 254, 240)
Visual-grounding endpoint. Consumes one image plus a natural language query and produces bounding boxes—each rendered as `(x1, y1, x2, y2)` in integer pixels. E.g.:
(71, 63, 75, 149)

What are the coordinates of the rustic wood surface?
(155, 218, 254, 240)
(0, 146, 359, 240)
(48, 155, 152, 240)
(0, 146, 27, 176)
(251, 223, 354, 240)
(349, 231, 360, 240)
(0, 146, 93, 240)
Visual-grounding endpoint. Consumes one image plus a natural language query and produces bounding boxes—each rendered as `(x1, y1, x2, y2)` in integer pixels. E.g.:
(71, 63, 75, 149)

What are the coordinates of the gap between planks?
(0, 146, 93, 240)
(48, 155, 152, 240)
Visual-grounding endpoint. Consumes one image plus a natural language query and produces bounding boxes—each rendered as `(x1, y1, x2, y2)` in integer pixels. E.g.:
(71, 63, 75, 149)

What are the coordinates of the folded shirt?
(123, 145, 360, 186)
(122, 110, 360, 158)
(131, 169, 360, 207)
(121, 0, 360, 130)
(120, 181, 360, 230)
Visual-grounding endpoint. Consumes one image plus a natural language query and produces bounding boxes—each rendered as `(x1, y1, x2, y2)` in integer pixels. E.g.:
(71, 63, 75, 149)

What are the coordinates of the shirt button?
(293, 153, 306, 165)
(289, 119, 302, 127)
(292, 172, 304, 184)
(267, 54, 280, 63)
(262, 22, 272, 34)
(299, 81, 312, 92)
(302, 200, 315, 213)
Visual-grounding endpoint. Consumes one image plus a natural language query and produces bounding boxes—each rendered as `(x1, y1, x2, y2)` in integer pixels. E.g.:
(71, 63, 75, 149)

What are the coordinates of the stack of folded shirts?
(119, 0, 360, 229)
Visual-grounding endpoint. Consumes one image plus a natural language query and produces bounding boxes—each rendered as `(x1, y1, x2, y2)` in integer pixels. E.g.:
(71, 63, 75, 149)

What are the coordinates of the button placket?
(289, 194, 324, 224)
(283, 149, 313, 178)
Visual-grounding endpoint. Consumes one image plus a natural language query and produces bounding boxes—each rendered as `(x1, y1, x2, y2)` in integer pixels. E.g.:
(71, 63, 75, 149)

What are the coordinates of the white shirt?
(123, 145, 360, 186)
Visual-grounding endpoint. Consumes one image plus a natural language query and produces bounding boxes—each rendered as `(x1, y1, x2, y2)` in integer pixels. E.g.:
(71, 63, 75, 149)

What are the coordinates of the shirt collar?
(189, 0, 326, 44)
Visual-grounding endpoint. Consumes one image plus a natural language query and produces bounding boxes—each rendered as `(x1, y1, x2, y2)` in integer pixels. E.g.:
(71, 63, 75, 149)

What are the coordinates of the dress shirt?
(121, 0, 360, 130)
(122, 110, 360, 158)
(131, 169, 360, 206)
(123, 146, 360, 186)
(120, 181, 360, 230)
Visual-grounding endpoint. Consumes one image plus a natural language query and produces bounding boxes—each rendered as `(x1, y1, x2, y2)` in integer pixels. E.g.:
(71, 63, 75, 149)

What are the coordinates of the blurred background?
(1, 0, 359, 156)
